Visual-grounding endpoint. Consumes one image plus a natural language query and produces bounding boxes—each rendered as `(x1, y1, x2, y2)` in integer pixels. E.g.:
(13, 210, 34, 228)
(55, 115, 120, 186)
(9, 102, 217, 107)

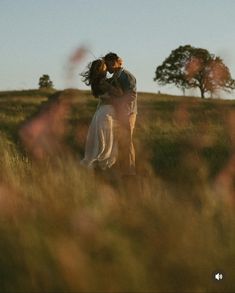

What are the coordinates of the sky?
(1, 0, 235, 98)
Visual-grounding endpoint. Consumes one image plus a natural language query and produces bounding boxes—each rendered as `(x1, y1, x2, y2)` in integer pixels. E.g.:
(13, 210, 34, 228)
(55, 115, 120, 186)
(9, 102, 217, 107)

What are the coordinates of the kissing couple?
(80, 52, 137, 176)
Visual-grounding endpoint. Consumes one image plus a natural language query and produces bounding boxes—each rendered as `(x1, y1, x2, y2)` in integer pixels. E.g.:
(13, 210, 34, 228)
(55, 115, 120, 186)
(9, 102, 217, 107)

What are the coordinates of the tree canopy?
(154, 45, 235, 98)
(38, 74, 54, 89)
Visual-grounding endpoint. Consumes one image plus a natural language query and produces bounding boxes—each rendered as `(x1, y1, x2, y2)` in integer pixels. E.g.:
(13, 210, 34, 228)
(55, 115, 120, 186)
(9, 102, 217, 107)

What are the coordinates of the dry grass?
(0, 90, 235, 292)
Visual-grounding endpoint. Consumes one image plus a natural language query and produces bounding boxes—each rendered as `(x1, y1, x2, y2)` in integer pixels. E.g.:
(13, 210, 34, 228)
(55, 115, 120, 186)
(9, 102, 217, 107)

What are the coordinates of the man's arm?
(99, 79, 123, 98)
(118, 71, 137, 102)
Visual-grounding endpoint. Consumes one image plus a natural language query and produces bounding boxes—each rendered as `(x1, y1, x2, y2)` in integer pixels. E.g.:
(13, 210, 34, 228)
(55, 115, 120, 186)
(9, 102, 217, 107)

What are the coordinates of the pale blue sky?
(1, 0, 235, 97)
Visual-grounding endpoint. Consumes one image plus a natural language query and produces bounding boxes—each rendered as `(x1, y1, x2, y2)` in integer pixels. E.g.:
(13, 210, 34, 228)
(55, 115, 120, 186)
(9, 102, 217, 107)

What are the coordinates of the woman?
(80, 58, 122, 170)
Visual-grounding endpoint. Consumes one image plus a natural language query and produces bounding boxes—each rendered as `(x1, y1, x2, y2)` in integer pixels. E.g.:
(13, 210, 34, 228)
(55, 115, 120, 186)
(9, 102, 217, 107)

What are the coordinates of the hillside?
(1, 88, 235, 179)
(0, 89, 235, 292)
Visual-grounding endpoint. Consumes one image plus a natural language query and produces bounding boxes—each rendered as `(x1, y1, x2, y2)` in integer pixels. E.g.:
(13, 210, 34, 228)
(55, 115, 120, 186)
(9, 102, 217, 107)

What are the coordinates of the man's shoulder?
(120, 69, 136, 81)
(121, 69, 135, 77)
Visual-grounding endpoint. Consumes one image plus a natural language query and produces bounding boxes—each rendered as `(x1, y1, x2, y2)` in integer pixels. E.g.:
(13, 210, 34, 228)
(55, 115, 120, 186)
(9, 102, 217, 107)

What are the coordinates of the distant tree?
(38, 74, 54, 89)
(154, 45, 235, 98)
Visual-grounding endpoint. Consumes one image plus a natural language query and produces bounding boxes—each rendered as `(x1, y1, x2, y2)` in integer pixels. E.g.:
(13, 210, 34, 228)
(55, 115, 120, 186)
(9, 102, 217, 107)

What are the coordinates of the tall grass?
(0, 90, 235, 292)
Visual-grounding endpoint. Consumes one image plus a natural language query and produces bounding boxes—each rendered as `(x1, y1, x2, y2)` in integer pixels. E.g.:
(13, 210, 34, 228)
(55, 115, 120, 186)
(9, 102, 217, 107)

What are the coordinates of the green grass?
(0, 89, 235, 292)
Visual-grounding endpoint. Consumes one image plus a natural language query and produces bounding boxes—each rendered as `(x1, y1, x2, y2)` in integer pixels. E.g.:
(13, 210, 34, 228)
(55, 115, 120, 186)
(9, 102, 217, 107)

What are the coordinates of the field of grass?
(0, 89, 235, 292)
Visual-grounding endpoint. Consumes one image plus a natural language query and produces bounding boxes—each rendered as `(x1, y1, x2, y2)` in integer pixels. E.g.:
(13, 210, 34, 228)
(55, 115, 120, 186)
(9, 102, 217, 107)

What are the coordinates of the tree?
(154, 45, 235, 98)
(38, 74, 54, 89)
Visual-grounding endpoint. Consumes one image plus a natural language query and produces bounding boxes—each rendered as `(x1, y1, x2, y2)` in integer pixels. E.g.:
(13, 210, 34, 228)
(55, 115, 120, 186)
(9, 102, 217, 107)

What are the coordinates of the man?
(104, 52, 137, 176)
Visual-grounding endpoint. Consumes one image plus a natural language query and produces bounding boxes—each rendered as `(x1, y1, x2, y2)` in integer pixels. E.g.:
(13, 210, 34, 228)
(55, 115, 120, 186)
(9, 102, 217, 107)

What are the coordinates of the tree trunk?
(199, 87, 205, 99)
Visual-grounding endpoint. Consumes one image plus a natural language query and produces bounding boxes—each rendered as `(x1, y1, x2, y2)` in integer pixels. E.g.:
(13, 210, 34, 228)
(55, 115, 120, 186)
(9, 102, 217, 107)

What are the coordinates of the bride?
(80, 58, 122, 170)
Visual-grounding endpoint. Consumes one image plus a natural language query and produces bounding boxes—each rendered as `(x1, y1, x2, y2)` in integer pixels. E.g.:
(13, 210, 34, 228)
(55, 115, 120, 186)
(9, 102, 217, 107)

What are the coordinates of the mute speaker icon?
(215, 273, 223, 280)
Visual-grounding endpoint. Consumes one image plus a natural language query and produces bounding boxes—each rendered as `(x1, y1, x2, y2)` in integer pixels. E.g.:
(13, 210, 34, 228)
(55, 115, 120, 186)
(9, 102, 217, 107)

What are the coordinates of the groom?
(104, 52, 137, 176)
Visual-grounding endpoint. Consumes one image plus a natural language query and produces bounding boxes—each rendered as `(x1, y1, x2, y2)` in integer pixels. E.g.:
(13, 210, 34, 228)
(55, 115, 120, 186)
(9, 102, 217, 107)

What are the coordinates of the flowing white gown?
(80, 101, 118, 170)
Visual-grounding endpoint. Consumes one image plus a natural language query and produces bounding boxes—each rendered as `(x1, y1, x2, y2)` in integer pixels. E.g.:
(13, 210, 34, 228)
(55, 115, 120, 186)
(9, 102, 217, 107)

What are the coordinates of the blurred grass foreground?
(0, 89, 235, 292)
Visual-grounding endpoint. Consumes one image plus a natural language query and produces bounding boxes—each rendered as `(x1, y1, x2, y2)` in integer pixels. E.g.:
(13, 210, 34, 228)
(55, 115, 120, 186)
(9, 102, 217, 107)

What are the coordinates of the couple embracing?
(80, 52, 137, 176)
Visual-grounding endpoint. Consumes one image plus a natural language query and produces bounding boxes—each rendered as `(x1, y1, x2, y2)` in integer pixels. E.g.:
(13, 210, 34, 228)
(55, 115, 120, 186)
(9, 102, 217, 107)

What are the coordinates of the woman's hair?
(81, 59, 106, 86)
(81, 59, 106, 97)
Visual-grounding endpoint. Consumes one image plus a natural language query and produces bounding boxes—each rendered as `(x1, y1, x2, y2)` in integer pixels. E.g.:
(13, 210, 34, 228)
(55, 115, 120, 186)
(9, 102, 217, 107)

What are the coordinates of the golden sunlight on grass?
(0, 90, 235, 292)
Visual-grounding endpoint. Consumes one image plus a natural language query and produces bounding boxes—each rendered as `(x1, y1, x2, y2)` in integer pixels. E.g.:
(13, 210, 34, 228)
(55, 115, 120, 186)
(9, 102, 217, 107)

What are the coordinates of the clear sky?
(1, 0, 235, 98)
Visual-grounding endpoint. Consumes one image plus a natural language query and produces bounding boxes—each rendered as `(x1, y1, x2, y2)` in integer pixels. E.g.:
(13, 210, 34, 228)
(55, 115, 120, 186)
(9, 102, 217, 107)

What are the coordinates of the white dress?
(80, 101, 118, 170)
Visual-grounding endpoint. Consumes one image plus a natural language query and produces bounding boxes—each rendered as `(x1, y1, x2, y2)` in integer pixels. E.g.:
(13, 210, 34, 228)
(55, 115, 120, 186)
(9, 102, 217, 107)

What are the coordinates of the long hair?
(81, 59, 106, 97)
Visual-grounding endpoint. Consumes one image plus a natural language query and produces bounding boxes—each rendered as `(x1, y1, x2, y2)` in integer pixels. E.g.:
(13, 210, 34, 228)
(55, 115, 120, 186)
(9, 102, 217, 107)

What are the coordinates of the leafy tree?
(154, 45, 235, 98)
(38, 74, 54, 89)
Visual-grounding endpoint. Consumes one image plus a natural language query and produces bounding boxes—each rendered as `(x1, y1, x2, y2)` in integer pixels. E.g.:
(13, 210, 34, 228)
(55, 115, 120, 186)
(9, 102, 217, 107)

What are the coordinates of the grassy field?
(0, 89, 235, 292)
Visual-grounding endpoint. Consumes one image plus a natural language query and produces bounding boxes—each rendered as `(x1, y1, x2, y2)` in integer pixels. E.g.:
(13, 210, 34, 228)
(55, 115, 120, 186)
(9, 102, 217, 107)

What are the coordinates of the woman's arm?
(99, 79, 123, 98)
